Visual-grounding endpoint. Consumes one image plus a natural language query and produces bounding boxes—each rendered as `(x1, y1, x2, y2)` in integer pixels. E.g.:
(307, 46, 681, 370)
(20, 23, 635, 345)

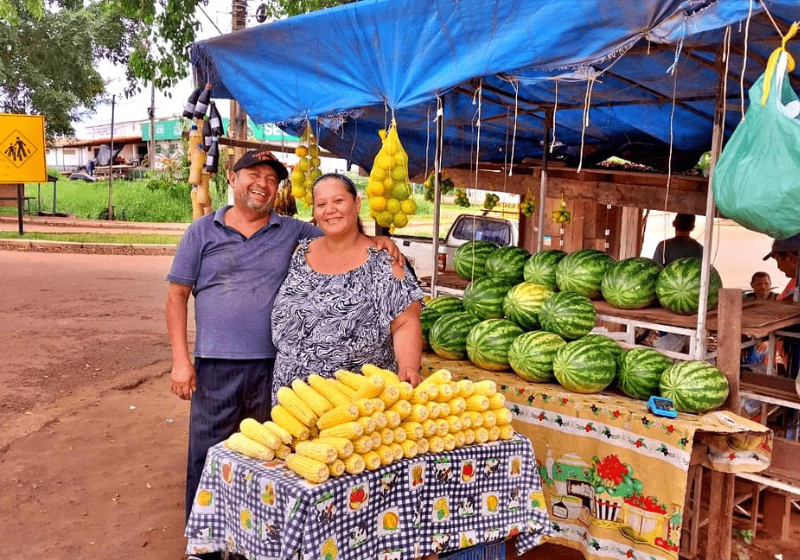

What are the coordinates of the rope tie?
(761, 21, 798, 105)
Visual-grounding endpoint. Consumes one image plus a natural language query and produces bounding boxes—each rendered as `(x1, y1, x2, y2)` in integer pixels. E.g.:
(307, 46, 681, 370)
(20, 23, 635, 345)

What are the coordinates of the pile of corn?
(224, 366, 514, 484)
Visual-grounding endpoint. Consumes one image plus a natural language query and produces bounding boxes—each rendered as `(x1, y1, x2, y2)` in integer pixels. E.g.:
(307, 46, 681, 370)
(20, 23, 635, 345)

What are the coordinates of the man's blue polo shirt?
(166, 206, 320, 359)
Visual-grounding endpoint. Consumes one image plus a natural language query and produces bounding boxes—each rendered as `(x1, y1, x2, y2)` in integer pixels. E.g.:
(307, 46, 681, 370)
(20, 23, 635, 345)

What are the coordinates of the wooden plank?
(761, 491, 791, 540)
(768, 438, 800, 484)
(705, 470, 735, 560)
(618, 206, 643, 259)
(717, 289, 742, 413)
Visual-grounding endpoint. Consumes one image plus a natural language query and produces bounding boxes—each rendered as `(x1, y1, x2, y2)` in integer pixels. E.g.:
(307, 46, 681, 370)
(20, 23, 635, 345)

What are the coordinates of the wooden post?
(761, 491, 792, 539)
(706, 470, 736, 560)
(716, 288, 742, 413)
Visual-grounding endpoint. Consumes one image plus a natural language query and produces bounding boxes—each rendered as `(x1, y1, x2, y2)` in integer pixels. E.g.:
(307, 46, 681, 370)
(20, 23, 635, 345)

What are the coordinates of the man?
(653, 213, 704, 266)
(166, 149, 401, 545)
(746, 271, 777, 301)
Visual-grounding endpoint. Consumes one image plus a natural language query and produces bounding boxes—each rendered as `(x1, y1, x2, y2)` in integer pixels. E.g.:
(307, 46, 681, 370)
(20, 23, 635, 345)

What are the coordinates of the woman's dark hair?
(312, 173, 364, 234)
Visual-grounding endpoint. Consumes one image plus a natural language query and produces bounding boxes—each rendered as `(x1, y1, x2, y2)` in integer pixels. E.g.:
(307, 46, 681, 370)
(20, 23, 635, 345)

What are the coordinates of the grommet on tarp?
(255, 3, 267, 23)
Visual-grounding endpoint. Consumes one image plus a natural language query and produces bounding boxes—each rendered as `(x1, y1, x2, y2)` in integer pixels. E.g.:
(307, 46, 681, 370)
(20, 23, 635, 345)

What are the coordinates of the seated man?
(653, 213, 704, 266)
(745, 271, 777, 301)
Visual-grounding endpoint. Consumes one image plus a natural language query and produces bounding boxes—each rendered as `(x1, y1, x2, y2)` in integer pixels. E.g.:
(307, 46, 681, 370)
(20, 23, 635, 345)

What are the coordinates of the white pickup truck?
(392, 214, 520, 293)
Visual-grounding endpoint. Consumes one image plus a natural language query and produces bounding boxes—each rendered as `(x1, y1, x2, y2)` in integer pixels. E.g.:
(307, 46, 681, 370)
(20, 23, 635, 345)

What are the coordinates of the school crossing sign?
(0, 114, 46, 183)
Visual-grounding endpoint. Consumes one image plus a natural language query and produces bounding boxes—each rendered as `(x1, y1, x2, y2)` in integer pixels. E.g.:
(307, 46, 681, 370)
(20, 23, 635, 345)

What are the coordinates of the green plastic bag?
(713, 51, 800, 240)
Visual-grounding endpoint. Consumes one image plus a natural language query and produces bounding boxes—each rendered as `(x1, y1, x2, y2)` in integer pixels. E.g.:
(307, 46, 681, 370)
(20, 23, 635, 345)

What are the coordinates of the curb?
(0, 215, 189, 232)
(0, 238, 176, 256)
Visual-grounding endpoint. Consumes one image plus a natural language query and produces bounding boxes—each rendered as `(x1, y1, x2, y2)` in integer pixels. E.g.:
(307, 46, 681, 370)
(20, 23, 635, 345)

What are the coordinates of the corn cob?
(410, 387, 429, 405)
(474, 427, 490, 444)
(317, 403, 359, 431)
(426, 383, 440, 401)
(335, 369, 368, 391)
(434, 382, 454, 402)
(352, 435, 373, 454)
(362, 364, 401, 386)
(330, 379, 358, 399)
(371, 411, 388, 430)
(488, 392, 506, 410)
(275, 443, 292, 460)
(225, 432, 275, 461)
(376, 445, 394, 466)
(272, 406, 312, 440)
(308, 374, 350, 408)
(449, 397, 467, 414)
(263, 421, 293, 445)
(425, 401, 441, 420)
(463, 429, 475, 445)
(292, 379, 333, 416)
(354, 398, 374, 416)
(388, 400, 411, 419)
(422, 418, 438, 437)
(400, 439, 419, 459)
(419, 369, 452, 391)
(385, 410, 402, 428)
(319, 421, 363, 440)
(353, 375, 385, 400)
(472, 380, 497, 398)
(459, 413, 472, 429)
(445, 415, 463, 433)
(398, 382, 414, 400)
(435, 418, 449, 437)
(488, 426, 501, 441)
(464, 410, 483, 427)
(276, 387, 318, 428)
(393, 426, 407, 444)
(369, 431, 383, 449)
(310, 426, 320, 438)
(438, 402, 451, 417)
(380, 428, 395, 445)
(499, 424, 515, 440)
(401, 421, 424, 441)
(370, 397, 386, 413)
(408, 404, 429, 423)
(443, 433, 457, 451)
(427, 436, 445, 454)
(416, 437, 430, 455)
(454, 431, 466, 448)
(495, 407, 513, 426)
(457, 379, 475, 398)
(296, 441, 337, 464)
(464, 395, 490, 412)
(240, 418, 281, 450)
(481, 410, 498, 429)
(313, 437, 354, 459)
(286, 453, 329, 484)
(362, 450, 381, 471)
(389, 442, 404, 461)
(378, 385, 400, 408)
(328, 459, 345, 477)
(344, 454, 366, 475)
(357, 416, 377, 434)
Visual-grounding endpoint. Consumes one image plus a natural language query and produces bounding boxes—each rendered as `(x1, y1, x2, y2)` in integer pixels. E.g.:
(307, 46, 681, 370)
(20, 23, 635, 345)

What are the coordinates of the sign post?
(0, 114, 47, 235)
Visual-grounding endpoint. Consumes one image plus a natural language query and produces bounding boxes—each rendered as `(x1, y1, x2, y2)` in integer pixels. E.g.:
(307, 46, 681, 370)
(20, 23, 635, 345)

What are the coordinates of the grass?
(0, 231, 183, 244)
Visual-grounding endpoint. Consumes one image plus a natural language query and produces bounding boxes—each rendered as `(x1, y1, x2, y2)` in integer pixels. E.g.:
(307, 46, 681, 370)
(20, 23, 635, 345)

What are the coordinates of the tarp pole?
(694, 44, 727, 360)
(536, 109, 553, 252)
(430, 99, 445, 298)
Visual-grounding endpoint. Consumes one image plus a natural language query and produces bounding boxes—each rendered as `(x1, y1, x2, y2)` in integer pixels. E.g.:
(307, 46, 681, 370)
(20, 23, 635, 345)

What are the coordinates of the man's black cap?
(232, 149, 288, 181)
(763, 232, 800, 260)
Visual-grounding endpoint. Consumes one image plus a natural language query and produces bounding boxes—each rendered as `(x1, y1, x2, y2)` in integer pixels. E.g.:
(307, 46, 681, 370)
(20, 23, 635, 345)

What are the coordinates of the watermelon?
(508, 331, 566, 382)
(426, 295, 464, 315)
(485, 246, 531, 283)
(466, 319, 524, 371)
(601, 257, 663, 309)
(523, 250, 567, 290)
(552, 340, 617, 393)
(617, 348, 673, 400)
(556, 249, 617, 299)
(573, 334, 622, 360)
(429, 312, 482, 360)
(538, 291, 597, 340)
(420, 308, 442, 349)
(463, 277, 514, 320)
(656, 257, 723, 315)
(659, 360, 729, 413)
(454, 241, 498, 280)
(503, 282, 554, 331)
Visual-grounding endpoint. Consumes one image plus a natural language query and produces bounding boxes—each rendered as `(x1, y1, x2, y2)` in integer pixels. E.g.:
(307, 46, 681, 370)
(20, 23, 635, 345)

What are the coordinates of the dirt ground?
(0, 243, 798, 560)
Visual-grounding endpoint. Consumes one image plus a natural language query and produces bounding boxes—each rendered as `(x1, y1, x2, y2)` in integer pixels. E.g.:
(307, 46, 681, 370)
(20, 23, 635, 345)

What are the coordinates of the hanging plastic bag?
(713, 26, 800, 241)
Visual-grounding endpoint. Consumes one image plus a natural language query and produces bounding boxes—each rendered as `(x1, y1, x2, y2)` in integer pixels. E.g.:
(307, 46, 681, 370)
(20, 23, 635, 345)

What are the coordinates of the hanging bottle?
(188, 124, 204, 185)
(183, 87, 201, 119)
(202, 118, 212, 152)
(209, 101, 224, 137)
(205, 138, 220, 174)
(193, 83, 212, 119)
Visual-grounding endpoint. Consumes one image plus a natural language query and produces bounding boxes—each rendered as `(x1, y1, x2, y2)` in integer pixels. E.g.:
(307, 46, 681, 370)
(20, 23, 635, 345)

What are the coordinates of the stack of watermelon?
(552, 335, 619, 393)
(523, 250, 566, 290)
(556, 249, 617, 299)
(601, 257, 662, 309)
(429, 311, 481, 360)
(484, 246, 530, 283)
(503, 282, 554, 331)
(453, 241, 498, 280)
(656, 257, 723, 315)
(422, 295, 464, 349)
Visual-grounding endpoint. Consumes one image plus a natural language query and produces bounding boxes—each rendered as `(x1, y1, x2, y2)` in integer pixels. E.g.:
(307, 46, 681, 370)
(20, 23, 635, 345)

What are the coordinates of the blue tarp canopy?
(190, 0, 800, 176)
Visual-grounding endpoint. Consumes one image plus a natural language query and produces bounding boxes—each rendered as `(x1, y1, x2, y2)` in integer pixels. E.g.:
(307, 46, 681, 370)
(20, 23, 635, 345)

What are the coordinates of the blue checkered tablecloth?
(186, 434, 552, 560)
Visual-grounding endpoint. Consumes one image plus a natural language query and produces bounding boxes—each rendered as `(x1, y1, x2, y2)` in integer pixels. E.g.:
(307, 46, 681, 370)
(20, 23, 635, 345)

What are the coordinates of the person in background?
(271, 173, 423, 400)
(653, 213, 704, 266)
(763, 234, 800, 380)
(746, 271, 777, 301)
(166, 151, 404, 558)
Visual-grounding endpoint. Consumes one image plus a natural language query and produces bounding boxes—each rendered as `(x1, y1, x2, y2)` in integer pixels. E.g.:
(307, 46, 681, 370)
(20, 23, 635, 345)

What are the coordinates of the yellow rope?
(761, 21, 798, 105)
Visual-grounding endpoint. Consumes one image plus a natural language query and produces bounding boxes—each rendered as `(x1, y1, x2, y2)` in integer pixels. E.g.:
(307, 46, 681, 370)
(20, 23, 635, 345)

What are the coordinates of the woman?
(271, 173, 423, 400)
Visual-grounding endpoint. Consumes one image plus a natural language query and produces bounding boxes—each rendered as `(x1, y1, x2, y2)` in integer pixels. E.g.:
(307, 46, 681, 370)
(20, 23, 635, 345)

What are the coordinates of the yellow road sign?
(0, 114, 46, 183)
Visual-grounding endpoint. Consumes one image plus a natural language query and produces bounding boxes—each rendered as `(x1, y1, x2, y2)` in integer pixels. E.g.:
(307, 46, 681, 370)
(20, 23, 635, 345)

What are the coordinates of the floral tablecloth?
(186, 434, 551, 560)
(422, 355, 772, 560)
